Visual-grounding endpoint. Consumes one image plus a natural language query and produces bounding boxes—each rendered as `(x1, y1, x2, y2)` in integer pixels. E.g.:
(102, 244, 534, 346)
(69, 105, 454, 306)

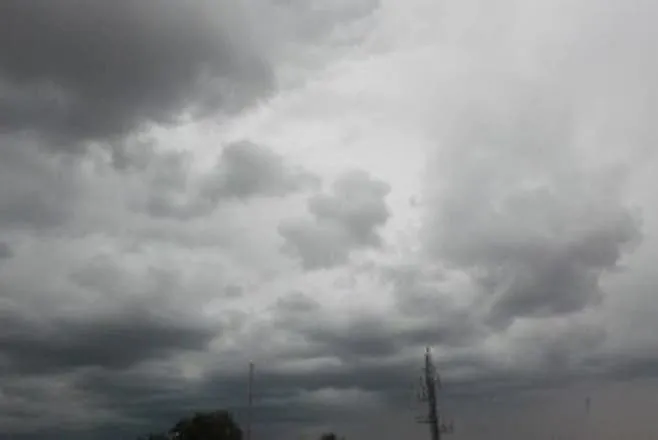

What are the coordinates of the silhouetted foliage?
(169, 410, 242, 440)
(136, 410, 242, 440)
(319, 433, 338, 440)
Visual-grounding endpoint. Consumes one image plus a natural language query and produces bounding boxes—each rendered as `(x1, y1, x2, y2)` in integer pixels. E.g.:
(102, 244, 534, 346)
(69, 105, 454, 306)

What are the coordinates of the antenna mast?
(246, 361, 254, 440)
(416, 347, 454, 440)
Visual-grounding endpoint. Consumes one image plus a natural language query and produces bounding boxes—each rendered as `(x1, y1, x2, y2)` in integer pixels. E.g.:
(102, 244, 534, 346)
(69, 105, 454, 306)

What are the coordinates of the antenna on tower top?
(415, 347, 454, 440)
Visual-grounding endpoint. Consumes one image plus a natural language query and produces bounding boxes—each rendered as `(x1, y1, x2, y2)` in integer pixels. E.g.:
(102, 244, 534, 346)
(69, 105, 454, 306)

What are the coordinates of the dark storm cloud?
(69, 367, 209, 435)
(485, 210, 640, 327)
(4, 312, 656, 440)
(59, 354, 568, 440)
(18, 285, 481, 438)
(1, 0, 657, 438)
(0, 0, 272, 147)
(279, 170, 391, 269)
(305, 318, 477, 361)
(36, 355, 359, 439)
(0, 304, 217, 375)
(141, 140, 318, 219)
(65, 363, 379, 440)
(603, 357, 658, 382)
(273, 292, 478, 361)
(0, 375, 117, 437)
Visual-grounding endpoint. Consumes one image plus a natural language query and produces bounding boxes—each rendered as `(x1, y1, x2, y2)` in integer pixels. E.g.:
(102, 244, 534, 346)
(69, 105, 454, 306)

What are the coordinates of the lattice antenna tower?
(416, 347, 454, 440)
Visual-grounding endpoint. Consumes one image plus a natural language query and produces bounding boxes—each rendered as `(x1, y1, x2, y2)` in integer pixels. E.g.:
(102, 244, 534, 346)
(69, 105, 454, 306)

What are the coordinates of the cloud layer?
(1, 0, 658, 439)
(279, 170, 390, 269)
(0, 0, 272, 147)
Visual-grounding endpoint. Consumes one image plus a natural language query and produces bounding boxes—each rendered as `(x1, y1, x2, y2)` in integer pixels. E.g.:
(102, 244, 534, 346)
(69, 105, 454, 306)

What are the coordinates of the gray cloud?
(272, 288, 478, 364)
(263, 283, 607, 403)
(424, 82, 642, 329)
(60, 363, 382, 440)
(0, 245, 221, 376)
(223, 285, 244, 299)
(201, 141, 320, 201)
(0, 253, 222, 436)
(140, 140, 318, 220)
(0, 242, 11, 260)
(274, 0, 379, 41)
(0, 301, 657, 440)
(0, 302, 217, 376)
(279, 170, 391, 269)
(1, 0, 658, 438)
(486, 212, 639, 327)
(0, 0, 272, 147)
(0, 140, 81, 231)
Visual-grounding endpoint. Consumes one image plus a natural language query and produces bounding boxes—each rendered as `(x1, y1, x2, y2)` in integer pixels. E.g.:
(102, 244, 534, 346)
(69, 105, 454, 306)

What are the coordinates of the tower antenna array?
(416, 347, 454, 440)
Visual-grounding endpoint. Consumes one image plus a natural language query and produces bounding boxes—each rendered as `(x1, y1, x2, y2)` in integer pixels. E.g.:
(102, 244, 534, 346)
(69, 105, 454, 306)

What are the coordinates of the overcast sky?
(1, 0, 658, 439)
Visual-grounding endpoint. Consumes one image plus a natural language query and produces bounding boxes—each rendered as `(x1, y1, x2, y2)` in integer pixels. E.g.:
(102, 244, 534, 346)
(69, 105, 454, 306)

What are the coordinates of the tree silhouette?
(169, 410, 242, 440)
(319, 433, 338, 440)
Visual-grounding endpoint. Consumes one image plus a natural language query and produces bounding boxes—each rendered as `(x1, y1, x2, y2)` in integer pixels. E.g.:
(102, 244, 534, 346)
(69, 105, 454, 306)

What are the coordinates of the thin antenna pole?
(585, 396, 591, 440)
(424, 347, 440, 440)
(246, 361, 254, 440)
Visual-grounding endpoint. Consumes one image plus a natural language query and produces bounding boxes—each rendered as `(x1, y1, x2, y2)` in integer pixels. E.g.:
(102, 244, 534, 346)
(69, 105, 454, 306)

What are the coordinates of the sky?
(1, 0, 658, 439)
